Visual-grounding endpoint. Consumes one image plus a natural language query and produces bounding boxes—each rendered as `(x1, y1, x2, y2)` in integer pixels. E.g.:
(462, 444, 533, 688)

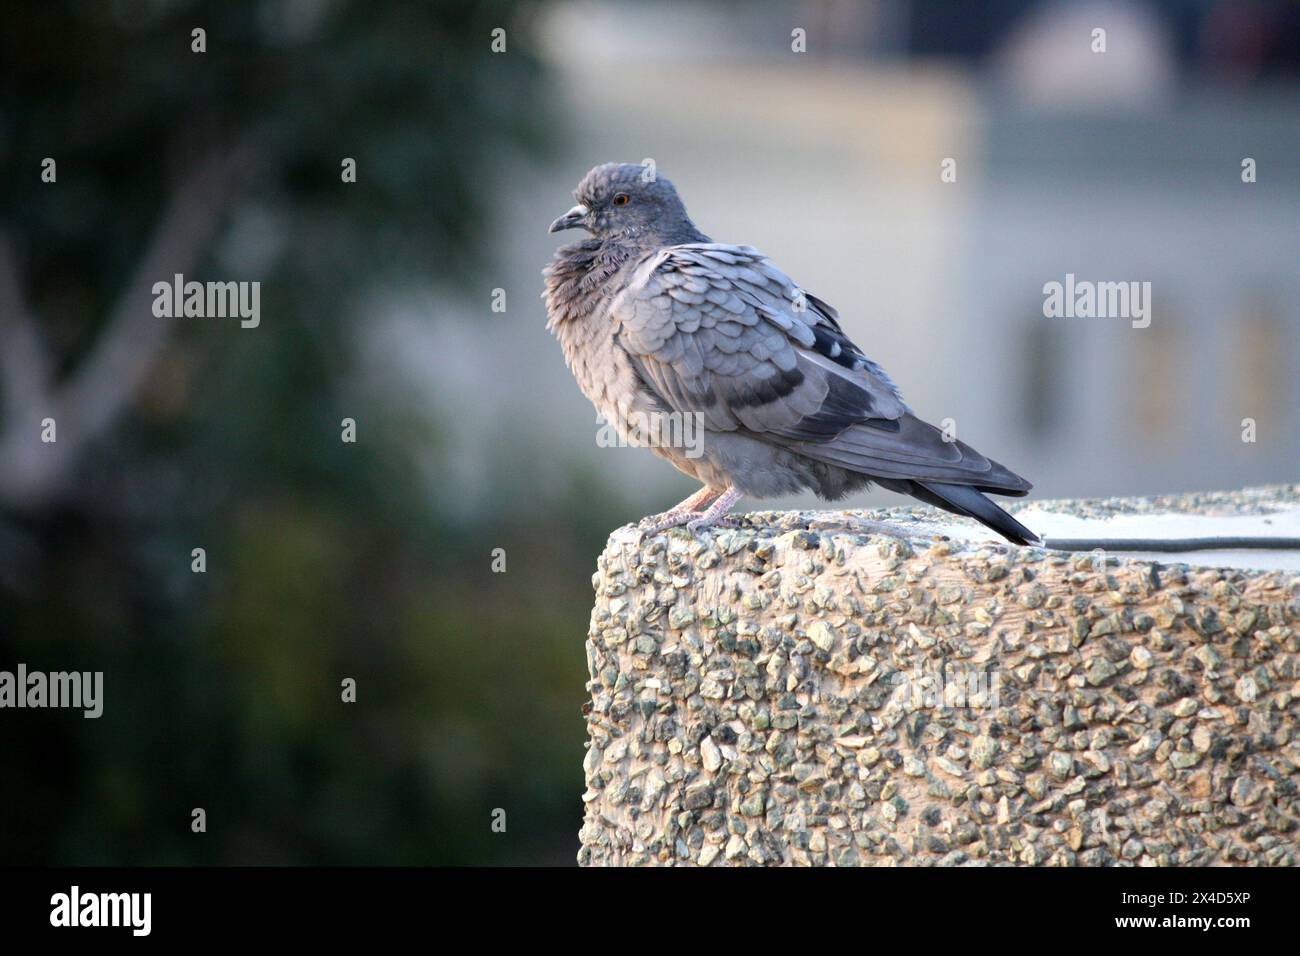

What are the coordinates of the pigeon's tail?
(880, 478, 1040, 546)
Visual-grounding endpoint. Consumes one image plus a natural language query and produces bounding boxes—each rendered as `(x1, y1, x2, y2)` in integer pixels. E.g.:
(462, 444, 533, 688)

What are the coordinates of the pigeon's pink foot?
(640, 487, 743, 537)
(686, 512, 741, 535)
(642, 510, 741, 535)
(637, 485, 722, 531)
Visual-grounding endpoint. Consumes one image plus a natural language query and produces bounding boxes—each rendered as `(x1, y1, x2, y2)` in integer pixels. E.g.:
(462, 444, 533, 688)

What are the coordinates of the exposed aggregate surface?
(578, 487, 1300, 866)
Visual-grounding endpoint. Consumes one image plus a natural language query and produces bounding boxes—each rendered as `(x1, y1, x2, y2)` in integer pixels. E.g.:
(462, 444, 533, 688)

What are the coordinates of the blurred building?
(373, 0, 1299, 519)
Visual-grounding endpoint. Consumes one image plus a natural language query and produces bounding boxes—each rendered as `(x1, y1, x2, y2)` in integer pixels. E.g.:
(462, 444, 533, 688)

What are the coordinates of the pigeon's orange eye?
(612, 193, 630, 206)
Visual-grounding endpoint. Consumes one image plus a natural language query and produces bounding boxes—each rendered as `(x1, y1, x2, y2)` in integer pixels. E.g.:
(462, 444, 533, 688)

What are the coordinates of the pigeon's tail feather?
(790, 415, 1034, 494)
(878, 478, 1039, 545)
(917, 481, 1039, 545)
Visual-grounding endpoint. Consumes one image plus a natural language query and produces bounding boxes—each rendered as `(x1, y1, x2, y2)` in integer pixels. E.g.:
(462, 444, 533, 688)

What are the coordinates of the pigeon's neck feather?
(542, 239, 634, 330)
(543, 239, 658, 436)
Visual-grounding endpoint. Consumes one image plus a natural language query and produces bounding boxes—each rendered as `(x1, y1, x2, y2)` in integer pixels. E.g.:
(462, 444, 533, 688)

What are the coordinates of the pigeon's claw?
(641, 487, 743, 537)
(638, 512, 677, 533)
(637, 486, 722, 532)
(685, 513, 741, 537)
(682, 487, 743, 538)
(641, 510, 704, 534)
(639, 510, 738, 536)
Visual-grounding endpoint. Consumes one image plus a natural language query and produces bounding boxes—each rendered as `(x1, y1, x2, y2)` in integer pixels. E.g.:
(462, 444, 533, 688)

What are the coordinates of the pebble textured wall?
(578, 491, 1300, 866)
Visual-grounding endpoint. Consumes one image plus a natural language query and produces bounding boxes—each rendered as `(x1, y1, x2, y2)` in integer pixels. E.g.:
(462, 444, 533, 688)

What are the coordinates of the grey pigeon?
(543, 163, 1038, 545)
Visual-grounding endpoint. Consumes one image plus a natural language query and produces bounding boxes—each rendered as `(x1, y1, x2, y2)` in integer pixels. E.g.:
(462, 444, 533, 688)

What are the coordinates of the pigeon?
(543, 163, 1038, 545)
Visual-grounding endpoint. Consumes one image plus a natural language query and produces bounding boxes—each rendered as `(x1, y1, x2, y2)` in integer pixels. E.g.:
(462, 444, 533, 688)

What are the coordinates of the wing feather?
(612, 243, 1030, 493)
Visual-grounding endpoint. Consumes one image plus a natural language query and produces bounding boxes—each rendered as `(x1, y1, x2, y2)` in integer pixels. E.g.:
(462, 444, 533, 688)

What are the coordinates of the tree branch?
(0, 233, 53, 430)
(0, 143, 259, 510)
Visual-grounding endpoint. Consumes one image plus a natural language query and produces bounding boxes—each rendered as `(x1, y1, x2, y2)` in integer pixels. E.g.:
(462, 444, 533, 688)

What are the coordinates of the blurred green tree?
(0, 0, 605, 865)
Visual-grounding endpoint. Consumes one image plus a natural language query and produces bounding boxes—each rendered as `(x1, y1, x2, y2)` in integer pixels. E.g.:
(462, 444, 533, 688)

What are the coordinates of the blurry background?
(0, 0, 1296, 865)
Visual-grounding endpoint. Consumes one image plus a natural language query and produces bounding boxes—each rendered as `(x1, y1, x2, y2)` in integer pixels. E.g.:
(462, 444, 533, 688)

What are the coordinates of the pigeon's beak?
(548, 204, 589, 234)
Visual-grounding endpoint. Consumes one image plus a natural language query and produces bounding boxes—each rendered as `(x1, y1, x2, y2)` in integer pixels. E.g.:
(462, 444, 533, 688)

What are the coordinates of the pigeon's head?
(549, 163, 704, 246)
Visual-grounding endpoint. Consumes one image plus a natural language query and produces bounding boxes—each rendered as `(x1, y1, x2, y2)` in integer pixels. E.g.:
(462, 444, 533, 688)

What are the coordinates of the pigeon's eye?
(611, 193, 630, 207)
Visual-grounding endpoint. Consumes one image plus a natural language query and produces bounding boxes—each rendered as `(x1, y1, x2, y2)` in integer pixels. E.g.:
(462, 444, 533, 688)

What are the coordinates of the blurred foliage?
(0, 0, 615, 864)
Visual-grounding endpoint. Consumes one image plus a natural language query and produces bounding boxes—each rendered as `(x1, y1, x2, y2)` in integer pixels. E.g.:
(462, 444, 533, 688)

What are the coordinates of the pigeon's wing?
(613, 243, 906, 438)
(613, 243, 1031, 492)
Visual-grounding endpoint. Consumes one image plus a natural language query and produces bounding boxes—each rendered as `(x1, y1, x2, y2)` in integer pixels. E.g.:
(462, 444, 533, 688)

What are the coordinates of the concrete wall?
(578, 488, 1299, 865)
